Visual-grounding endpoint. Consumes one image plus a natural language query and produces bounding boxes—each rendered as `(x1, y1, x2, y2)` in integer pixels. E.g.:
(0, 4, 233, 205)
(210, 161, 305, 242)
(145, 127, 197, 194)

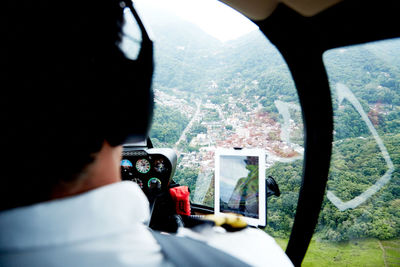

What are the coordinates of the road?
(174, 100, 202, 152)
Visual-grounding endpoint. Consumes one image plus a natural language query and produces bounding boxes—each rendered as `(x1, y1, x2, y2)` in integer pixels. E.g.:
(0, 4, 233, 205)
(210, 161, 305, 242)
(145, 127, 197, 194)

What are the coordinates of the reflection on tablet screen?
(219, 155, 259, 219)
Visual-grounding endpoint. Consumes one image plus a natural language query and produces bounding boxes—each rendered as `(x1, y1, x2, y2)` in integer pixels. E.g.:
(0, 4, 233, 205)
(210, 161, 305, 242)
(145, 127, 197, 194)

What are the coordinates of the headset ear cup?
(104, 49, 154, 146)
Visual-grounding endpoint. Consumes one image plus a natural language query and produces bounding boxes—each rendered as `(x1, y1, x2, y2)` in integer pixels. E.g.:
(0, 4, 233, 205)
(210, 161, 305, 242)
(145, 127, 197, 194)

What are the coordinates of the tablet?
(215, 148, 266, 227)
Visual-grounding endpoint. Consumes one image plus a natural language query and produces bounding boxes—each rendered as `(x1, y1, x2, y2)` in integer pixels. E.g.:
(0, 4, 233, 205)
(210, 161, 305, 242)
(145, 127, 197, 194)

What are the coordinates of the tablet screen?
(215, 148, 266, 227)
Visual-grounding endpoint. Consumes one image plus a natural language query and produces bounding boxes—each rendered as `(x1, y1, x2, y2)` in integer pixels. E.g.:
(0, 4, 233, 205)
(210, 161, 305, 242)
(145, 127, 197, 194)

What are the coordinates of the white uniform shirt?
(0, 181, 293, 266)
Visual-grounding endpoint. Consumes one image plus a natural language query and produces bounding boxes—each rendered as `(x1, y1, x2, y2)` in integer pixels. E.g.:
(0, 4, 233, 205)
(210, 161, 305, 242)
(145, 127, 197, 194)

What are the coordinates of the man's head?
(1, 0, 154, 210)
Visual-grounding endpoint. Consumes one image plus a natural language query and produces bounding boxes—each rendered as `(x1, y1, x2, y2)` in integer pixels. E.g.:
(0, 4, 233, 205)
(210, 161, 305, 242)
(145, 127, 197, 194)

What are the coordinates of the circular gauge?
(121, 159, 133, 169)
(154, 159, 166, 173)
(121, 159, 134, 178)
(135, 158, 151, 174)
(148, 177, 162, 190)
(131, 178, 144, 189)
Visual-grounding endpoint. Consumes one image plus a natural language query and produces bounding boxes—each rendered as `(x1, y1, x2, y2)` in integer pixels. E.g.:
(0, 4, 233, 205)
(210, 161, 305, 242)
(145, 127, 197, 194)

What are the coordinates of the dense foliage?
(150, 104, 189, 147)
(266, 134, 400, 241)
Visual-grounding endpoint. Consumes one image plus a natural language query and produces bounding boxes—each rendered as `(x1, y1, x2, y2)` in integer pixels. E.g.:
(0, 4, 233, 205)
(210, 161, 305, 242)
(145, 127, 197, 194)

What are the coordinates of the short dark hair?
(0, 0, 153, 210)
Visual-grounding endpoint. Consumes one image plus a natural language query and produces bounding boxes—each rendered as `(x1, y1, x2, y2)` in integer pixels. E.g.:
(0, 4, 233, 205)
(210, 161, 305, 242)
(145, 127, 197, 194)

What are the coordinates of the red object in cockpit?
(169, 186, 191, 216)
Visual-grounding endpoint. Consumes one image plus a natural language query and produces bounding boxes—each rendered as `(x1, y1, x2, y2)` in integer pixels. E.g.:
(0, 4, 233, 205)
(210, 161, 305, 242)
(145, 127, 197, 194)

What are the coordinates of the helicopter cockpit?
(1, 0, 399, 266)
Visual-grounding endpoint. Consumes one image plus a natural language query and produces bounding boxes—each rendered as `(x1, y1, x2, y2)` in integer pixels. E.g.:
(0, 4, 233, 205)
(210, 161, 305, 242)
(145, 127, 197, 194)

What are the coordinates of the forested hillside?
(325, 40, 400, 138)
(267, 134, 400, 241)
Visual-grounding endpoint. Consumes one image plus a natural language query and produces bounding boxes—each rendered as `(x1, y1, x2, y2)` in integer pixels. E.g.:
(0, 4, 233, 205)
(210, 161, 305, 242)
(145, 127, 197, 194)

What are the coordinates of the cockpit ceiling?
(219, 0, 343, 20)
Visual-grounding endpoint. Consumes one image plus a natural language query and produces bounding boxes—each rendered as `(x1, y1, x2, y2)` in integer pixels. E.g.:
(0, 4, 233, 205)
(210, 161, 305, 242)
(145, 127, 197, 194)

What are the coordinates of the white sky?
(135, 0, 258, 42)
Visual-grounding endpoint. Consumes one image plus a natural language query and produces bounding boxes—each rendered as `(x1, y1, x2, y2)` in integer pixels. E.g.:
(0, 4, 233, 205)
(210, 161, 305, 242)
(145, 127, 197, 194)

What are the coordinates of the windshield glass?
(124, 1, 400, 264)
(311, 38, 400, 266)
(128, 0, 304, 207)
(131, 0, 303, 235)
(125, 1, 400, 264)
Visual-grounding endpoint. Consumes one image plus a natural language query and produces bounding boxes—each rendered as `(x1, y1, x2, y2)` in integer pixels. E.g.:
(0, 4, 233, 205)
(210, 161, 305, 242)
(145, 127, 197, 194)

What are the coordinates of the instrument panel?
(121, 148, 177, 198)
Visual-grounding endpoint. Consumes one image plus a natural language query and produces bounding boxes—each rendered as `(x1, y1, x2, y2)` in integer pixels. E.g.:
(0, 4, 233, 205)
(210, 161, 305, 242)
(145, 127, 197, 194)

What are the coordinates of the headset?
(106, 0, 155, 147)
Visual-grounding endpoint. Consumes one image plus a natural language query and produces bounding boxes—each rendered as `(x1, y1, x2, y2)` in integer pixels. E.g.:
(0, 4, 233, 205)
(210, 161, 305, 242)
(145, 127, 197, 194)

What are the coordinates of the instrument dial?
(154, 159, 166, 173)
(121, 159, 133, 169)
(136, 158, 151, 174)
(121, 159, 134, 177)
(148, 177, 162, 190)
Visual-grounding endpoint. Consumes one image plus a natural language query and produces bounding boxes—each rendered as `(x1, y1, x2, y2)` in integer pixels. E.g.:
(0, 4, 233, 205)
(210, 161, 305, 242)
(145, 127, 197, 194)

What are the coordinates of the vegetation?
(150, 104, 189, 147)
(325, 40, 400, 139)
(276, 238, 400, 266)
(185, 123, 207, 144)
(174, 167, 199, 192)
(266, 134, 400, 241)
(202, 107, 220, 122)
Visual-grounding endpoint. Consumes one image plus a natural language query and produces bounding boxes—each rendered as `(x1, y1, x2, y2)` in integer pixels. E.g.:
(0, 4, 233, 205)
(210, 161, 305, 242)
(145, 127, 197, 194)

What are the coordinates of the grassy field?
(275, 238, 400, 266)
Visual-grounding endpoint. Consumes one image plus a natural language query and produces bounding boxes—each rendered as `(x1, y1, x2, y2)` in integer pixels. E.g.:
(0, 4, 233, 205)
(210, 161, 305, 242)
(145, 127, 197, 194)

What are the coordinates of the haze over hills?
(133, 4, 292, 97)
